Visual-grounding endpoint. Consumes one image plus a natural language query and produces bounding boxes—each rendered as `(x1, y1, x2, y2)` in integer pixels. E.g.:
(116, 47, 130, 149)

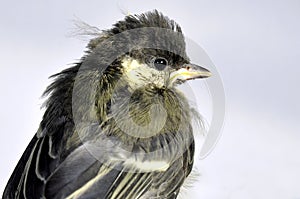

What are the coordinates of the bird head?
(84, 10, 211, 92)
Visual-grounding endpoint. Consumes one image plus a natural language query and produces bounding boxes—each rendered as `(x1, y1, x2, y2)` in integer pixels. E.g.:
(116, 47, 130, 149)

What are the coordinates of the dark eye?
(153, 57, 168, 71)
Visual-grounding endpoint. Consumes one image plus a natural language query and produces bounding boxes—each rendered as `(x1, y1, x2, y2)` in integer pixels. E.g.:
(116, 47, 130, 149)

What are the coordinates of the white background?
(0, 0, 299, 198)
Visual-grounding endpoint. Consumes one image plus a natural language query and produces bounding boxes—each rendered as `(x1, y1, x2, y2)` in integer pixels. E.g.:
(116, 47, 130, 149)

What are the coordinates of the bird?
(3, 10, 211, 199)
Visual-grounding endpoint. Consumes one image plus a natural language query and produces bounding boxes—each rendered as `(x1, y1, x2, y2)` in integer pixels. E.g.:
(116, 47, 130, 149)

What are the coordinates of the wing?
(3, 128, 194, 199)
(2, 120, 77, 199)
(2, 126, 147, 199)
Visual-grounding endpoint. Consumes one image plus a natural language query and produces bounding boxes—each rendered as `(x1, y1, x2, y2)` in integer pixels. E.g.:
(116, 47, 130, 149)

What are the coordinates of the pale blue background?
(0, 0, 299, 198)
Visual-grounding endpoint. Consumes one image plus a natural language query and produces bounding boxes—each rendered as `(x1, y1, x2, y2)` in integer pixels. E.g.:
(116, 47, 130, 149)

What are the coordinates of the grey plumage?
(3, 10, 210, 199)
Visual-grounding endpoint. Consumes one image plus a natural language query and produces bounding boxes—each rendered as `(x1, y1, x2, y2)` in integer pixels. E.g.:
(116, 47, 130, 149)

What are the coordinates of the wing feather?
(3, 136, 40, 199)
(23, 138, 44, 199)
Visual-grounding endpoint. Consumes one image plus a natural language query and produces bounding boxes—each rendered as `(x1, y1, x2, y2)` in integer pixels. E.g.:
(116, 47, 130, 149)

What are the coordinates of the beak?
(169, 63, 211, 84)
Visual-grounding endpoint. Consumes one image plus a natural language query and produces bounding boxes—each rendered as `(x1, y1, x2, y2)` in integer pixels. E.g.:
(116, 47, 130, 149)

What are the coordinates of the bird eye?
(153, 57, 168, 71)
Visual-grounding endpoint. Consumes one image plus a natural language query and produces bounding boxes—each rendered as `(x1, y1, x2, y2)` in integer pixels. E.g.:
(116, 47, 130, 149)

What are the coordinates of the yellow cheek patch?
(121, 56, 166, 88)
(122, 58, 141, 73)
